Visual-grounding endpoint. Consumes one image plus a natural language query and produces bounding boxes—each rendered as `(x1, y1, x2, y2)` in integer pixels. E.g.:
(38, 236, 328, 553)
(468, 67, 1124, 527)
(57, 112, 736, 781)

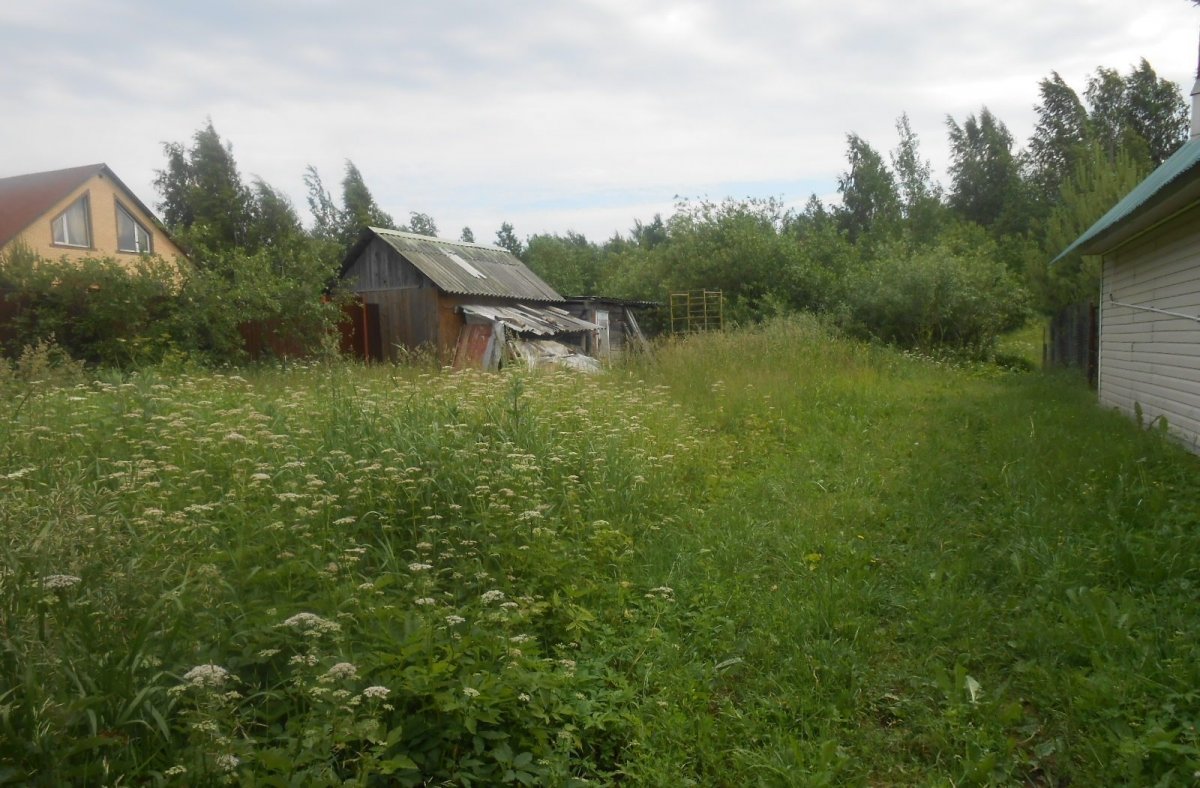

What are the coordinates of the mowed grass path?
(621, 319, 1200, 785)
(3, 318, 1199, 785)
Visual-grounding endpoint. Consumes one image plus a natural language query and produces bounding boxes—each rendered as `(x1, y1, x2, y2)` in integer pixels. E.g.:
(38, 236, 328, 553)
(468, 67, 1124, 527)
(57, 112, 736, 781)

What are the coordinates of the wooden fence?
(1045, 301, 1097, 388)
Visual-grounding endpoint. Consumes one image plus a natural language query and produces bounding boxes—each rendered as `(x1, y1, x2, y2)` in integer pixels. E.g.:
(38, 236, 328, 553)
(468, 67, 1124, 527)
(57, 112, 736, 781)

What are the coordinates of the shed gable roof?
(1056, 138, 1200, 260)
(347, 227, 563, 302)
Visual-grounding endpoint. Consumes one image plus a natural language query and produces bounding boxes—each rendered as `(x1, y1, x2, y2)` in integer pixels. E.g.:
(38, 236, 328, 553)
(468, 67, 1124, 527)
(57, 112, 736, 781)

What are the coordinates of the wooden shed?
(340, 228, 598, 368)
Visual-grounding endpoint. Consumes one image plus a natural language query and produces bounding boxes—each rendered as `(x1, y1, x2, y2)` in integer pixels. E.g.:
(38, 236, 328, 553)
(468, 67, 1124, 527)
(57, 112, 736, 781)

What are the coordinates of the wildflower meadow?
(3, 316, 1200, 785)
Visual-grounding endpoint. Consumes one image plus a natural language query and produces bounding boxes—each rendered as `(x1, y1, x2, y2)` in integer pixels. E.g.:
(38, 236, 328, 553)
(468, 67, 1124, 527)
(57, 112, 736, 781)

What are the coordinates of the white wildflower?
(414, 597, 437, 606)
(41, 574, 81, 590)
(362, 685, 390, 700)
(279, 612, 341, 634)
(462, 687, 480, 698)
(445, 614, 466, 626)
(325, 662, 358, 680)
(481, 590, 506, 604)
(408, 562, 433, 572)
(215, 753, 240, 773)
(182, 664, 230, 688)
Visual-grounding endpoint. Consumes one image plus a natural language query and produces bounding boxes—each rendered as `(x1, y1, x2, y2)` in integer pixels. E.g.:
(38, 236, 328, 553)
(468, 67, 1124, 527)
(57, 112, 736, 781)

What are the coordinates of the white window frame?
(115, 201, 153, 254)
(51, 194, 92, 248)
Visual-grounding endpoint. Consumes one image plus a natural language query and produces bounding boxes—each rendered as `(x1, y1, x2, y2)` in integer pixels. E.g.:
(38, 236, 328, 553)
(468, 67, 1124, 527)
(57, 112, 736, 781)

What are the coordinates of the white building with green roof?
(1059, 77, 1200, 452)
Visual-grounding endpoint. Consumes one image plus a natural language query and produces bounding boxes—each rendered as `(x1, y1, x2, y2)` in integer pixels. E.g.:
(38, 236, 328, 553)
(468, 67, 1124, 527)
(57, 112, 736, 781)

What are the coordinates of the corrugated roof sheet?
(366, 227, 564, 301)
(1055, 137, 1200, 261)
(460, 302, 599, 336)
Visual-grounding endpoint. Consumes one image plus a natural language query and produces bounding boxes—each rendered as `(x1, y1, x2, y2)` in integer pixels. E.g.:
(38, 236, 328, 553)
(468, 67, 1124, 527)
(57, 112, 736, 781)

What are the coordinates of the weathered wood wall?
(345, 238, 442, 360)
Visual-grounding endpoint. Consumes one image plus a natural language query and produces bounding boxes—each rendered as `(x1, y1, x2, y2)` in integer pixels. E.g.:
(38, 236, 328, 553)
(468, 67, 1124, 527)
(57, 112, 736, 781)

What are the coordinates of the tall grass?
(620, 316, 1200, 785)
(0, 359, 704, 785)
(2, 318, 1199, 784)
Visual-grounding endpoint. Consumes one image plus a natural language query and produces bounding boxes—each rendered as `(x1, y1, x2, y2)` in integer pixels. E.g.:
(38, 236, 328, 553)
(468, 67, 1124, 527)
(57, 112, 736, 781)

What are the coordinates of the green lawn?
(2, 317, 1198, 785)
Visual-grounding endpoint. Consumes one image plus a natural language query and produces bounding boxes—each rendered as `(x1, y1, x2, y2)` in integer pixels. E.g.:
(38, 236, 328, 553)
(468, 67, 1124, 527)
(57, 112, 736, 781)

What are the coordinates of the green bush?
(0, 248, 188, 367)
(843, 230, 1029, 353)
(0, 241, 344, 367)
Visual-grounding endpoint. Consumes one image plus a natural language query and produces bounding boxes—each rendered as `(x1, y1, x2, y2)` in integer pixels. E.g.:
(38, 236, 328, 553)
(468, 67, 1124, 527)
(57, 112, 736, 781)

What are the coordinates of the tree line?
(0, 59, 1188, 366)
(515, 59, 1187, 351)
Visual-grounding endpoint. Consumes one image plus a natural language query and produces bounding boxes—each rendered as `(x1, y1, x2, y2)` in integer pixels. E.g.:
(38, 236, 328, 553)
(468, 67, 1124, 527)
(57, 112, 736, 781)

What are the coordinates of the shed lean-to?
(340, 228, 598, 367)
(561, 296, 656, 358)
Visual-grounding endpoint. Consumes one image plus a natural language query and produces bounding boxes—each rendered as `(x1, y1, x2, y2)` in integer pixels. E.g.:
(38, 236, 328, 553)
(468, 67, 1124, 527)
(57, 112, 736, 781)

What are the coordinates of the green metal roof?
(1055, 137, 1200, 261)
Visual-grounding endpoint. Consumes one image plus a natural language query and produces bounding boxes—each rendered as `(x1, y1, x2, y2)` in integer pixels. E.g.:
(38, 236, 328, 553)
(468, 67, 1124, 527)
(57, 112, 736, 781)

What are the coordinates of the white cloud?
(0, 0, 1196, 241)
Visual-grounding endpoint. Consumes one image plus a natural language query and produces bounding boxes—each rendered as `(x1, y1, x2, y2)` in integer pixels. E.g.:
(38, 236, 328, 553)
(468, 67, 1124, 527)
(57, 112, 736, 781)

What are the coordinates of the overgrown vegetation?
(513, 59, 1185, 352)
(2, 319, 1199, 784)
(3, 58, 1184, 365)
(0, 241, 340, 366)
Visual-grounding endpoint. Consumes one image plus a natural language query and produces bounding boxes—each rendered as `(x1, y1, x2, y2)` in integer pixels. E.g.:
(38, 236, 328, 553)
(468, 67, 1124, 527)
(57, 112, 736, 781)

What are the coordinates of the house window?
(116, 202, 152, 253)
(51, 194, 91, 247)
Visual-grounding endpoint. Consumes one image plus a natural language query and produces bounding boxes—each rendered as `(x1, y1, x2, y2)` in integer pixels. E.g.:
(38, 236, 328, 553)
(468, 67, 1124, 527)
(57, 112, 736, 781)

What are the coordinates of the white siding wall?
(1100, 202, 1200, 453)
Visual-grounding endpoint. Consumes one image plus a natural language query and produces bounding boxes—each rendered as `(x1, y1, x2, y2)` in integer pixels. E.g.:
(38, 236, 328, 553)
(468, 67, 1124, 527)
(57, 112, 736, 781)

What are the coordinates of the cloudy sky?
(1, 0, 1197, 243)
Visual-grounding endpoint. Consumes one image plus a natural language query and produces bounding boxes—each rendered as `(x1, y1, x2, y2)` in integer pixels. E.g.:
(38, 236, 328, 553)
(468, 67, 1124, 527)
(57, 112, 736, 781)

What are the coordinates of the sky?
(1, 0, 1197, 244)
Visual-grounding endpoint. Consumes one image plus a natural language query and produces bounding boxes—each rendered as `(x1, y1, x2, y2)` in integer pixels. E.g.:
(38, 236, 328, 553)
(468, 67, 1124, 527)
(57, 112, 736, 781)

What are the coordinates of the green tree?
(836, 133, 901, 243)
(459, 226, 476, 243)
(649, 197, 821, 319)
(340, 160, 395, 248)
(1082, 61, 1186, 168)
(1026, 72, 1091, 205)
(1125, 58, 1189, 165)
(303, 165, 342, 243)
(247, 179, 304, 253)
(890, 113, 944, 243)
(631, 214, 668, 249)
(1085, 66, 1133, 164)
(525, 232, 603, 295)
(406, 212, 439, 237)
(495, 222, 525, 258)
(1030, 144, 1148, 312)
(154, 120, 253, 255)
(946, 107, 1025, 232)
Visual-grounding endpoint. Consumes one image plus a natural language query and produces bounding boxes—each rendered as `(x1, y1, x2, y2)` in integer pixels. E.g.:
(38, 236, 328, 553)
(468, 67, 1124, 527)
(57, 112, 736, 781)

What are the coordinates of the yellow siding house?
(0, 164, 186, 267)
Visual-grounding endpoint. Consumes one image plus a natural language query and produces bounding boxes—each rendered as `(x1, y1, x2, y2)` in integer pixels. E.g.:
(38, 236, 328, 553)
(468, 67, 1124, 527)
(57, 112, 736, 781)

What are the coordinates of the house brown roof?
(0, 164, 107, 248)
